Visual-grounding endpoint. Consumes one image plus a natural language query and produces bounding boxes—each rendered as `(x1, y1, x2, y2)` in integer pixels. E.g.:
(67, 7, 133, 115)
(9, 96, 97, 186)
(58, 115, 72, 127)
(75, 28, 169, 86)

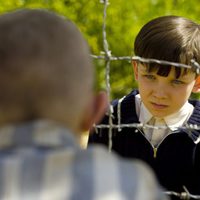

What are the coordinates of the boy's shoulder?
(86, 145, 166, 200)
(189, 98, 200, 107)
(188, 98, 200, 118)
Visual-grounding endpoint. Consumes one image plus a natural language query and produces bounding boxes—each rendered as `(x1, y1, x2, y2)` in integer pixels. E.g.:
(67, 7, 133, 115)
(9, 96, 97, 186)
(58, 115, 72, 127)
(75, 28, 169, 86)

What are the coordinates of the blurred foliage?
(0, 0, 200, 99)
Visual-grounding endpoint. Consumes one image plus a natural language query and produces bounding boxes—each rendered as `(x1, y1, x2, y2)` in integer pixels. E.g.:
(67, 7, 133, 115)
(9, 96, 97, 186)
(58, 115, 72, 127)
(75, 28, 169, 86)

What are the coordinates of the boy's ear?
(192, 75, 200, 93)
(132, 61, 138, 80)
(80, 91, 108, 132)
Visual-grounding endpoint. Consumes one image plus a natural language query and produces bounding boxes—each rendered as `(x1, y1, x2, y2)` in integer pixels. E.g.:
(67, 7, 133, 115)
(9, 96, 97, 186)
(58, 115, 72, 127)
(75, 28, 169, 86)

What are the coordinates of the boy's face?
(134, 63, 198, 118)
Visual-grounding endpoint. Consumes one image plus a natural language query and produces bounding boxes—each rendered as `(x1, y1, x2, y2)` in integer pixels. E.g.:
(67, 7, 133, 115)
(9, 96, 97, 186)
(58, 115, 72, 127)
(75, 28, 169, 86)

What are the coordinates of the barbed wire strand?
(91, 55, 200, 74)
(101, 0, 113, 152)
(96, 0, 200, 198)
(164, 186, 200, 199)
(94, 122, 200, 131)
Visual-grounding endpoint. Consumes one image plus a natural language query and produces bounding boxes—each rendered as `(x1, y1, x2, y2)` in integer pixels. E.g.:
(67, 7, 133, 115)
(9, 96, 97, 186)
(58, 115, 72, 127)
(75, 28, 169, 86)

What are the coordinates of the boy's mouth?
(151, 102, 168, 109)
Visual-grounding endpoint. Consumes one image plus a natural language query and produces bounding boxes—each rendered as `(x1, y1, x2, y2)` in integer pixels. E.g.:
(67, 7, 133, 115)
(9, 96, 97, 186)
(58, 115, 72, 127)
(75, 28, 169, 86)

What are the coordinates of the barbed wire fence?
(91, 0, 200, 199)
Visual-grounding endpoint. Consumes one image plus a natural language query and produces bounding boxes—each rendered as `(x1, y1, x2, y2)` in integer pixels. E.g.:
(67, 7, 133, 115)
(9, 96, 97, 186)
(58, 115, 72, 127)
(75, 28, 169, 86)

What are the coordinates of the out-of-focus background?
(1, 0, 200, 99)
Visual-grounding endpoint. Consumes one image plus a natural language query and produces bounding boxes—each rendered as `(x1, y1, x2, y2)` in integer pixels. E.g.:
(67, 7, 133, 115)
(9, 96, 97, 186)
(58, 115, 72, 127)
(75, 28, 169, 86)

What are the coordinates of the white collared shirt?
(135, 94, 194, 146)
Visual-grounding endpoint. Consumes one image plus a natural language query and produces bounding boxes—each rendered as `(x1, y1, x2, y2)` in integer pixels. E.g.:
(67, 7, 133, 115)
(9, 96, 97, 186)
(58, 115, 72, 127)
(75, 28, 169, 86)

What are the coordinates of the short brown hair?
(0, 9, 93, 128)
(134, 15, 200, 78)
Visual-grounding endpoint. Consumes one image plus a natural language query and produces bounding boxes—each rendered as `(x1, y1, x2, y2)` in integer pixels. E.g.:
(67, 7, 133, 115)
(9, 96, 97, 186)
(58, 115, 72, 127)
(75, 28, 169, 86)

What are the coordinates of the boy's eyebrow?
(138, 64, 150, 72)
(179, 73, 196, 80)
(138, 63, 147, 69)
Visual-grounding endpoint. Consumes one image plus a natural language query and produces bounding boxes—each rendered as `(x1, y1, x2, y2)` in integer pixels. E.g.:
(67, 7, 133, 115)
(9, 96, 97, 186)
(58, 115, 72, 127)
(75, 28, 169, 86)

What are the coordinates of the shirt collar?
(0, 120, 78, 149)
(135, 94, 194, 130)
(164, 102, 194, 130)
(135, 94, 153, 124)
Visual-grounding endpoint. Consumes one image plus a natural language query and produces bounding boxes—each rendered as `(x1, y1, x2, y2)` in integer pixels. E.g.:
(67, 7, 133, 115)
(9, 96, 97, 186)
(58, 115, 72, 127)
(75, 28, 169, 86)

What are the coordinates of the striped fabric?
(0, 120, 168, 200)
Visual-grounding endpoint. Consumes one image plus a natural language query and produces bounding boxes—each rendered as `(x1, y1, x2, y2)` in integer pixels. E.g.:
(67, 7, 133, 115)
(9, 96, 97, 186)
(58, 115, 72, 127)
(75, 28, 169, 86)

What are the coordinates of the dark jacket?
(89, 90, 200, 197)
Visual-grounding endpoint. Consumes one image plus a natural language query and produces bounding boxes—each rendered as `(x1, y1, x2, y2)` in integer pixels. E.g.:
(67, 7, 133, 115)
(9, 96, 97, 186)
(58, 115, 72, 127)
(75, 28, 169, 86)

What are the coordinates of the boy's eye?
(144, 75, 156, 80)
(171, 79, 184, 85)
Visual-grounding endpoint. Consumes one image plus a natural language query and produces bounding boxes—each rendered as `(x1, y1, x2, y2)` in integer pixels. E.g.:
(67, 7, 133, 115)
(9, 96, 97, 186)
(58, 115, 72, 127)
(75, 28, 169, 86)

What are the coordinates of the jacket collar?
(118, 89, 200, 143)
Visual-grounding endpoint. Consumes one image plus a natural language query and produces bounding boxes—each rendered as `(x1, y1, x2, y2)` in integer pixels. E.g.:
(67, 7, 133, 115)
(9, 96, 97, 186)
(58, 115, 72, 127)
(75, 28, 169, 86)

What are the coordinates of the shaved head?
(0, 9, 94, 130)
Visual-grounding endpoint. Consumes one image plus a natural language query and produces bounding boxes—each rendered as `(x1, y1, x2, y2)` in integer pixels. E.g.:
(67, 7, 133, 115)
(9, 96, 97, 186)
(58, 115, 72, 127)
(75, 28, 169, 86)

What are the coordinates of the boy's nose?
(152, 83, 168, 99)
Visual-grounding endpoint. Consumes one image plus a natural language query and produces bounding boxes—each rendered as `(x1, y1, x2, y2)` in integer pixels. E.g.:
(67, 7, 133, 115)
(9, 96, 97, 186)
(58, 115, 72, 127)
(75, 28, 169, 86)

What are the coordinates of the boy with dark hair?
(89, 15, 200, 197)
(0, 9, 167, 200)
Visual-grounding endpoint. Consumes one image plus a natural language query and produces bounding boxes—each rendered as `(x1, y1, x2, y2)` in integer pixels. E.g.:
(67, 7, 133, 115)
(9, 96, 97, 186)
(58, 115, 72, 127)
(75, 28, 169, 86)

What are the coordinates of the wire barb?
(164, 186, 200, 199)
(191, 59, 200, 74)
(100, 0, 110, 5)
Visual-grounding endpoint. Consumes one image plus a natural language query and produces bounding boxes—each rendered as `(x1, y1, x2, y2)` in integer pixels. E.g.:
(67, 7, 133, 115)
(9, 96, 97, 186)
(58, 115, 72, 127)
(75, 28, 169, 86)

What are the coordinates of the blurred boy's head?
(0, 9, 107, 134)
(133, 16, 200, 117)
